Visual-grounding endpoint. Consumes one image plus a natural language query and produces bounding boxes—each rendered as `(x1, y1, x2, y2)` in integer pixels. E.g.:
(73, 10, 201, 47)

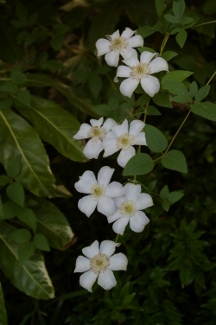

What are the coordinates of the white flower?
(73, 117, 116, 159)
(74, 166, 124, 217)
(74, 240, 128, 292)
(107, 183, 153, 235)
(95, 28, 144, 67)
(103, 119, 146, 168)
(115, 51, 169, 97)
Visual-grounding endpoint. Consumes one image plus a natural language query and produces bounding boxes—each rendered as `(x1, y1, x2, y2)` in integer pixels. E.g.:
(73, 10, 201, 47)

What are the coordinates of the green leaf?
(189, 81, 198, 97)
(123, 153, 154, 176)
(0, 81, 18, 94)
(6, 182, 25, 207)
(192, 102, 216, 122)
(173, 0, 185, 19)
(10, 67, 26, 85)
(161, 51, 178, 61)
(152, 92, 173, 108)
(9, 228, 31, 244)
(16, 89, 31, 106)
(168, 191, 184, 203)
(0, 175, 10, 187)
(17, 207, 37, 231)
(145, 124, 168, 152)
(162, 80, 191, 102)
(0, 283, 8, 325)
(16, 96, 86, 162)
(161, 150, 188, 173)
(138, 26, 156, 38)
(0, 108, 55, 197)
(155, 0, 167, 16)
(180, 264, 194, 287)
(162, 70, 193, 85)
(18, 242, 35, 264)
(0, 221, 54, 299)
(176, 29, 187, 48)
(34, 199, 74, 250)
(34, 233, 50, 252)
(195, 85, 211, 102)
(160, 185, 169, 200)
(164, 14, 179, 24)
(2, 201, 19, 220)
(0, 98, 13, 110)
(5, 155, 22, 178)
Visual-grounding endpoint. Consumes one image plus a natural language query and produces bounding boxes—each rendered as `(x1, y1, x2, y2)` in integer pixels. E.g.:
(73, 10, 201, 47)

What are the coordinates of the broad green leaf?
(0, 283, 8, 325)
(168, 191, 184, 203)
(6, 182, 25, 207)
(145, 124, 168, 152)
(9, 228, 31, 244)
(17, 207, 37, 231)
(5, 155, 21, 178)
(195, 85, 211, 102)
(192, 102, 216, 122)
(18, 242, 35, 264)
(16, 96, 86, 162)
(162, 70, 193, 86)
(0, 175, 10, 187)
(173, 0, 185, 19)
(160, 185, 169, 200)
(34, 199, 74, 250)
(2, 201, 19, 220)
(34, 233, 50, 252)
(0, 98, 13, 110)
(164, 14, 179, 24)
(189, 81, 198, 97)
(155, 0, 167, 16)
(0, 221, 54, 299)
(0, 108, 55, 197)
(16, 89, 31, 106)
(153, 92, 173, 108)
(176, 29, 187, 48)
(162, 80, 191, 102)
(138, 26, 156, 38)
(162, 51, 178, 61)
(123, 153, 154, 176)
(161, 150, 188, 173)
(10, 67, 26, 85)
(180, 264, 195, 287)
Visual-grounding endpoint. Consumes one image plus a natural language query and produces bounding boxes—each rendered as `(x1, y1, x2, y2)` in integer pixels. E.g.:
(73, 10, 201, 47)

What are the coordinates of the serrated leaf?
(123, 153, 154, 176)
(192, 102, 216, 122)
(153, 92, 173, 108)
(15, 96, 86, 162)
(34, 233, 50, 252)
(0, 283, 8, 325)
(176, 29, 187, 48)
(195, 85, 210, 102)
(161, 150, 188, 173)
(0, 108, 55, 197)
(10, 228, 31, 244)
(0, 221, 54, 299)
(145, 124, 168, 152)
(6, 182, 25, 207)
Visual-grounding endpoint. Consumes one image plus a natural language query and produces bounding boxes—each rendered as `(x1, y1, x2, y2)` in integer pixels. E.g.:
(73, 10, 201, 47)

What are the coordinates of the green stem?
(206, 70, 216, 85)
(160, 31, 170, 56)
(193, 20, 216, 28)
(115, 234, 119, 242)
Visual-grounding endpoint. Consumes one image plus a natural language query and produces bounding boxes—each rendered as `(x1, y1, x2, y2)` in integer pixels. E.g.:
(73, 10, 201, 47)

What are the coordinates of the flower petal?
(110, 30, 120, 39)
(105, 51, 120, 67)
(98, 269, 117, 290)
(113, 196, 125, 208)
(74, 256, 90, 273)
(107, 209, 122, 223)
(109, 253, 128, 271)
(106, 182, 124, 197)
(97, 166, 114, 186)
(83, 139, 103, 159)
(134, 132, 147, 145)
(103, 138, 119, 157)
(90, 117, 104, 127)
(79, 270, 98, 292)
(121, 48, 137, 60)
(149, 57, 168, 74)
(140, 51, 157, 64)
(112, 119, 128, 137)
(82, 240, 99, 258)
(112, 217, 129, 235)
(129, 120, 145, 137)
(122, 52, 139, 67)
(97, 196, 115, 216)
(120, 78, 139, 98)
(78, 195, 97, 217)
(74, 170, 96, 194)
(73, 123, 91, 139)
(136, 193, 154, 210)
(100, 240, 119, 257)
(116, 65, 131, 78)
(127, 35, 144, 48)
(140, 75, 160, 97)
(130, 211, 150, 232)
(103, 118, 117, 132)
(117, 146, 136, 168)
(121, 27, 135, 38)
(124, 183, 141, 201)
(96, 39, 110, 56)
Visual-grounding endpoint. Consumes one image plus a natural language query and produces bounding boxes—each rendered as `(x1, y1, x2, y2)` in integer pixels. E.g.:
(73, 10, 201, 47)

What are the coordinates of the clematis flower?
(107, 183, 153, 235)
(74, 166, 124, 217)
(95, 27, 144, 67)
(103, 119, 146, 168)
(73, 117, 116, 159)
(115, 51, 169, 97)
(74, 240, 128, 292)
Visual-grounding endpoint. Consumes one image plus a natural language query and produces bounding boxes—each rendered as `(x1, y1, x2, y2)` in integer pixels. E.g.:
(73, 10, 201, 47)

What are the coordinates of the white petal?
(124, 183, 141, 200)
(105, 51, 120, 67)
(97, 196, 115, 216)
(136, 193, 154, 210)
(90, 117, 104, 127)
(110, 30, 120, 39)
(112, 217, 129, 235)
(121, 27, 135, 38)
(103, 138, 118, 157)
(121, 48, 137, 60)
(122, 53, 139, 67)
(79, 270, 98, 292)
(74, 170, 96, 194)
(130, 211, 150, 232)
(134, 132, 147, 145)
(109, 253, 128, 271)
(103, 118, 117, 132)
(116, 65, 131, 78)
(129, 120, 145, 137)
(74, 256, 90, 273)
(149, 57, 169, 74)
(100, 240, 119, 257)
(78, 196, 97, 217)
(82, 240, 99, 258)
(117, 146, 136, 168)
(112, 119, 128, 137)
(120, 78, 139, 98)
(73, 123, 91, 139)
(113, 196, 125, 208)
(127, 35, 144, 48)
(141, 75, 160, 97)
(83, 139, 103, 159)
(107, 210, 122, 223)
(98, 269, 117, 290)
(106, 182, 124, 198)
(97, 166, 114, 186)
(140, 51, 157, 64)
(96, 39, 110, 56)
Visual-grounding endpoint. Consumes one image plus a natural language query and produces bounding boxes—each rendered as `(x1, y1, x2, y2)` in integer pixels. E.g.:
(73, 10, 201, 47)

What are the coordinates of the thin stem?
(193, 20, 216, 28)
(115, 234, 119, 242)
(206, 70, 216, 85)
(160, 32, 170, 56)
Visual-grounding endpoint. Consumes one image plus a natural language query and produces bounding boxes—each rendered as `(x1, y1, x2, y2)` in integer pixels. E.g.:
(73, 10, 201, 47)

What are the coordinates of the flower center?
(109, 36, 128, 51)
(130, 63, 150, 79)
(90, 253, 110, 274)
(120, 200, 136, 216)
(116, 133, 134, 150)
(88, 126, 106, 140)
(90, 184, 104, 198)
